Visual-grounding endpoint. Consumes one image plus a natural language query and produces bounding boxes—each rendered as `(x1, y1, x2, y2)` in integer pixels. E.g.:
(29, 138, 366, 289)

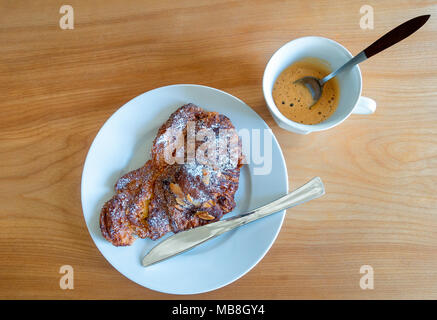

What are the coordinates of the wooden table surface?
(1, 0, 437, 299)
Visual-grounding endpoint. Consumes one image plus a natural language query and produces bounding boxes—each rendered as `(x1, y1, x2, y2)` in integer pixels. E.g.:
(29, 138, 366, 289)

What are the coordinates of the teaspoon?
(295, 15, 430, 108)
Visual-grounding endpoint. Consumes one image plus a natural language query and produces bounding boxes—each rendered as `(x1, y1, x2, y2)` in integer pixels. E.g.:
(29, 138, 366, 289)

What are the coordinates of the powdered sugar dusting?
(155, 112, 188, 147)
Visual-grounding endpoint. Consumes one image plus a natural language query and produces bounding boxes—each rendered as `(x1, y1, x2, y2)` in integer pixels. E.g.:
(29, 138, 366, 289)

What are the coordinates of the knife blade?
(142, 176, 325, 267)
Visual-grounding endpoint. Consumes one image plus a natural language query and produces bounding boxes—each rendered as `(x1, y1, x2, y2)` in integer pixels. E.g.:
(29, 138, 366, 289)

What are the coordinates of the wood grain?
(1, 0, 436, 299)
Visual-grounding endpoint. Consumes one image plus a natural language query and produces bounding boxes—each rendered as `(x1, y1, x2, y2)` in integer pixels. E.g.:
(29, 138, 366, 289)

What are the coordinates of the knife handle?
(224, 176, 325, 228)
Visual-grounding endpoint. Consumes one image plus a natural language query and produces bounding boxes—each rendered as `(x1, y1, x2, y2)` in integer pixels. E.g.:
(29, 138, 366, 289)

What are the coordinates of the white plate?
(81, 84, 288, 294)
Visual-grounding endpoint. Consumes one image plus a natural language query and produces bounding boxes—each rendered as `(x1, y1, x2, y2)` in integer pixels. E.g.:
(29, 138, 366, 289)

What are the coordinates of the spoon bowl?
(293, 76, 323, 108)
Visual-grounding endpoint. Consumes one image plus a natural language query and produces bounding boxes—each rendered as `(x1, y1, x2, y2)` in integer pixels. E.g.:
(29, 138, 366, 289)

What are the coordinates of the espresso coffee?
(272, 58, 340, 125)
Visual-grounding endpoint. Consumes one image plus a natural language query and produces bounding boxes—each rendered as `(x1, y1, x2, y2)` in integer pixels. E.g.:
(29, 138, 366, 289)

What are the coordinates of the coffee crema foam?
(272, 57, 340, 125)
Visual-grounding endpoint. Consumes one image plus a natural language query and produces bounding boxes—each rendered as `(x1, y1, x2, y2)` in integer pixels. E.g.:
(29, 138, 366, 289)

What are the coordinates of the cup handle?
(352, 96, 376, 115)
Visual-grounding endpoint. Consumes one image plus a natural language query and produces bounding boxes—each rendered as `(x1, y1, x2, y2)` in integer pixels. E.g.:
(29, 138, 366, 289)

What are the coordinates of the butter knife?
(142, 176, 325, 267)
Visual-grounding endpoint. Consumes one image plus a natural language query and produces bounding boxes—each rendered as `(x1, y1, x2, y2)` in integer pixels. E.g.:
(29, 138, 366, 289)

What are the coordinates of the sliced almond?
(174, 204, 184, 211)
(202, 199, 215, 208)
(170, 183, 184, 198)
(202, 173, 210, 185)
(175, 197, 186, 206)
(186, 193, 194, 204)
(141, 199, 150, 218)
(186, 193, 201, 207)
(195, 211, 215, 220)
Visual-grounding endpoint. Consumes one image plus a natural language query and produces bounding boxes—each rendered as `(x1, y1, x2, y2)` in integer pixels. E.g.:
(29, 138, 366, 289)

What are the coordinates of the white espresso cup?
(263, 36, 376, 134)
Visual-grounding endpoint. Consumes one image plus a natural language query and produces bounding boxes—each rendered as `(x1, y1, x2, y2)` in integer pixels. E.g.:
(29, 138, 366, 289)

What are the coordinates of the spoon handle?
(321, 51, 366, 84)
(321, 15, 430, 85)
(363, 15, 430, 58)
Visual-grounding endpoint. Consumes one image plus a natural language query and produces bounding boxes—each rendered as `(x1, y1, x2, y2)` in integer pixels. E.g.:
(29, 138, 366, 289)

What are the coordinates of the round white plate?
(81, 84, 288, 294)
